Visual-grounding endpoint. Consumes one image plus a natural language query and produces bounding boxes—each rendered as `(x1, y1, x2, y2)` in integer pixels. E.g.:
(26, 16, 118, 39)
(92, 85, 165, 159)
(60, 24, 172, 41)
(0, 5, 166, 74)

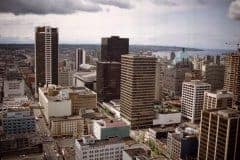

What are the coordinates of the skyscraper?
(120, 54, 156, 129)
(163, 51, 193, 97)
(198, 108, 240, 160)
(97, 36, 129, 103)
(76, 48, 86, 71)
(96, 61, 121, 102)
(224, 50, 240, 109)
(100, 36, 129, 62)
(181, 80, 211, 123)
(203, 90, 233, 110)
(35, 26, 58, 95)
(203, 63, 225, 91)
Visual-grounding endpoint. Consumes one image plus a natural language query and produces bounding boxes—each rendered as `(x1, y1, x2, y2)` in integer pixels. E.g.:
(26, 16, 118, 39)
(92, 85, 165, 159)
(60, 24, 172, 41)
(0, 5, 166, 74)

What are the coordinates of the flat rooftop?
(77, 136, 123, 147)
(96, 119, 129, 128)
(214, 109, 240, 118)
(74, 71, 96, 82)
(50, 115, 82, 121)
(124, 148, 150, 159)
(183, 80, 211, 86)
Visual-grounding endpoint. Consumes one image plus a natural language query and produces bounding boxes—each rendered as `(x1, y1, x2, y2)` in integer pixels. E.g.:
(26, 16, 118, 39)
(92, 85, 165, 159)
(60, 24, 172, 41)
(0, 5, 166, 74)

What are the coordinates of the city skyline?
(0, 0, 240, 49)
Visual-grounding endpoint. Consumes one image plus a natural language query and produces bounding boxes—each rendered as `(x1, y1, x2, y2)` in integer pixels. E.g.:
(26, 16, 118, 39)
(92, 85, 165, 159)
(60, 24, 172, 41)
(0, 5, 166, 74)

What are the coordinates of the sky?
(0, 0, 240, 49)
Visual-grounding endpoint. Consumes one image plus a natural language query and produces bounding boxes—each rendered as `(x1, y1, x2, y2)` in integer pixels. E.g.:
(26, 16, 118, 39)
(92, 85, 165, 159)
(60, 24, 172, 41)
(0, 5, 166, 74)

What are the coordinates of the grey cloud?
(90, 0, 133, 9)
(150, 0, 177, 6)
(150, 0, 215, 7)
(229, 0, 240, 20)
(0, 0, 133, 15)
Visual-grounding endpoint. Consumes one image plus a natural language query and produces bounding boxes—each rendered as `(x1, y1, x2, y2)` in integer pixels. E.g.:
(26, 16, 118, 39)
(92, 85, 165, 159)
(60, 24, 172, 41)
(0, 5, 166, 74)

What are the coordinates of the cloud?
(149, 0, 221, 7)
(229, 0, 240, 20)
(0, 0, 133, 15)
(90, 0, 133, 9)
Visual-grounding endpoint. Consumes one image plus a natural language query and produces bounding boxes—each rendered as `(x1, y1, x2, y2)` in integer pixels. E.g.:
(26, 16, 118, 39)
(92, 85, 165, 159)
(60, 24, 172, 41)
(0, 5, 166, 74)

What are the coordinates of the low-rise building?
(102, 99, 120, 118)
(75, 135, 124, 160)
(68, 87, 97, 115)
(153, 104, 181, 127)
(4, 69, 25, 98)
(2, 106, 36, 135)
(122, 147, 151, 160)
(50, 116, 84, 137)
(0, 133, 42, 156)
(38, 85, 72, 122)
(73, 71, 96, 91)
(93, 119, 130, 140)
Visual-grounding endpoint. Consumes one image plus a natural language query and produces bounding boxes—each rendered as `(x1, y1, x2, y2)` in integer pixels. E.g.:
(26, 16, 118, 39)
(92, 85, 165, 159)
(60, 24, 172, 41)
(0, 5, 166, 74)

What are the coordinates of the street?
(33, 107, 63, 160)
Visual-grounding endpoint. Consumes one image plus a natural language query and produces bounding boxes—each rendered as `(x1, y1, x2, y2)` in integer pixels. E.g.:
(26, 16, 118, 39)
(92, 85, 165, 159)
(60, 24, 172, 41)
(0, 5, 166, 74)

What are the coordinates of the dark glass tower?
(35, 26, 58, 95)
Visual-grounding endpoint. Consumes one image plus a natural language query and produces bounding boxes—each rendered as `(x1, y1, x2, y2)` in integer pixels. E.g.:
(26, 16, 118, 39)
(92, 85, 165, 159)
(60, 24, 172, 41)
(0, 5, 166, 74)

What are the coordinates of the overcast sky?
(0, 0, 240, 49)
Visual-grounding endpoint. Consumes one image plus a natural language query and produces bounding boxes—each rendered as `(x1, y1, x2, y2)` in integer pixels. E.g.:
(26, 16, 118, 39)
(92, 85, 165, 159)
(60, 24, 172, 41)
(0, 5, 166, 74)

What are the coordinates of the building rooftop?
(124, 148, 150, 159)
(204, 90, 233, 99)
(154, 104, 180, 114)
(50, 115, 82, 121)
(77, 135, 123, 147)
(213, 109, 240, 118)
(95, 119, 129, 128)
(122, 54, 155, 59)
(40, 85, 96, 102)
(74, 71, 96, 82)
(184, 80, 211, 86)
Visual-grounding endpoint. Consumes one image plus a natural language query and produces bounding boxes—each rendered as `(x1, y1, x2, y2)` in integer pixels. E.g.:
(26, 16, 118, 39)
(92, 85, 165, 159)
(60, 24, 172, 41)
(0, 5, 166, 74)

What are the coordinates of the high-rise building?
(202, 63, 225, 91)
(155, 58, 168, 101)
(76, 48, 86, 71)
(203, 90, 233, 110)
(163, 59, 192, 97)
(97, 61, 121, 102)
(181, 80, 211, 123)
(198, 108, 240, 160)
(97, 36, 129, 103)
(35, 26, 58, 95)
(224, 50, 240, 109)
(167, 126, 198, 160)
(100, 36, 129, 62)
(120, 54, 156, 129)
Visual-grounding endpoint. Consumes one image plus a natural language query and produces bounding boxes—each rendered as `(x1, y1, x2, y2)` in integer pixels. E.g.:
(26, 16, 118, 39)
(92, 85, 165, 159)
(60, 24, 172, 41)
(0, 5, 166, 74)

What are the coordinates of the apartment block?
(181, 80, 211, 123)
(224, 50, 240, 109)
(203, 90, 233, 110)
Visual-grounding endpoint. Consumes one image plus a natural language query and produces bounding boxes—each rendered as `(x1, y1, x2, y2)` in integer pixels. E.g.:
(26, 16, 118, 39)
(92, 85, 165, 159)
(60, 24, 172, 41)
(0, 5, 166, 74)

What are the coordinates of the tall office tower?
(203, 90, 233, 110)
(35, 26, 58, 95)
(155, 58, 168, 101)
(170, 51, 175, 61)
(76, 48, 86, 71)
(96, 62, 120, 102)
(181, 80, 211, 123)
(100, 36, 129, 62)
(120, 54, 156, 129)
(224, 50, 240, 109)
(163, 60, 193, 97)
(202, 63, 225, 91)
(198, 108, 240, 160)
